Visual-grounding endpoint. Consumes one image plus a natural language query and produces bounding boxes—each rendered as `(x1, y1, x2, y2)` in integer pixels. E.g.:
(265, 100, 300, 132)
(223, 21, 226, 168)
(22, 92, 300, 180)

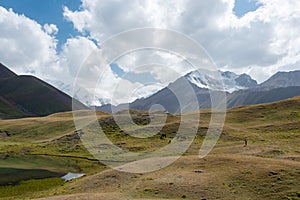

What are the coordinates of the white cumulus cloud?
(0, 7, 58, 78)
(64, 0, 300, 83)
(43, 23, 59, 35)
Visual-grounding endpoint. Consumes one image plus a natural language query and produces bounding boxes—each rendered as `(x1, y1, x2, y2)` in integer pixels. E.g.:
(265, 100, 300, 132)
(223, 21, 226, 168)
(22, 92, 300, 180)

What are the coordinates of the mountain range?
(1, 62, 300, 117)
(0, 63, 87, 119)
(97, 69, 300, 113)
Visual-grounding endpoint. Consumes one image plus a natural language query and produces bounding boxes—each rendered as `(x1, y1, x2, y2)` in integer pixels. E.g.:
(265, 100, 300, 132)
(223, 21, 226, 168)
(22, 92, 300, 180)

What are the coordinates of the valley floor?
(36, 143, 300, 200)
(0, 97, 299, 199)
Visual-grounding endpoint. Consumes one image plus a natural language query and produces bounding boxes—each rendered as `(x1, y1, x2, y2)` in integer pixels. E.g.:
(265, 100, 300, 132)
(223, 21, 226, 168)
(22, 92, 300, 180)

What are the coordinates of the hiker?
(244, 138, 248, 147)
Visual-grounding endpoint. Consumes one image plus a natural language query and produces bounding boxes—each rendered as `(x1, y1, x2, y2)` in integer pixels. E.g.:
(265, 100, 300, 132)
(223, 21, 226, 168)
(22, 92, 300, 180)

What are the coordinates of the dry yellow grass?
(1, 96, 300, 199)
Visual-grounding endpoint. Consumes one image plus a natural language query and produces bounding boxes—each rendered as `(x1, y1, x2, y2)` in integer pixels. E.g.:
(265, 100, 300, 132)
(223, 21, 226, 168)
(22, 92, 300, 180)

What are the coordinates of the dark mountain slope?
(258, 70, 300, 90)
(227, 86, 300, 108)
(0, 96, 25, 119)
(0, 64, 87, 119)
(0, 63, 17, 79)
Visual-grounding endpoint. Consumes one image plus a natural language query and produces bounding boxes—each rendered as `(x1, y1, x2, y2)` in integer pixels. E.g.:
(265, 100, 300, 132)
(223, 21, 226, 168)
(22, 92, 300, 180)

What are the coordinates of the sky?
(0, 0, 81, 50)
(0, 0, 300, 105)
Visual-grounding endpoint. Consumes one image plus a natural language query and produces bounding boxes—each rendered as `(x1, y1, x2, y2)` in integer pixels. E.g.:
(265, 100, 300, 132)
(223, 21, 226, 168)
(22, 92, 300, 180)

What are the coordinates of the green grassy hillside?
(0, 97, 299, 199)
(0, 97, 26, 119)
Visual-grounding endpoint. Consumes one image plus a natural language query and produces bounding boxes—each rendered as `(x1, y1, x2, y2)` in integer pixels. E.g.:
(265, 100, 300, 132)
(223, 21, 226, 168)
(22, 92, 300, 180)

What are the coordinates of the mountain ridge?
(0, 63, 87, 119)
(258, 70, 300, 90)
(0, 63, 17, 79)
(96, 69, 300, 113)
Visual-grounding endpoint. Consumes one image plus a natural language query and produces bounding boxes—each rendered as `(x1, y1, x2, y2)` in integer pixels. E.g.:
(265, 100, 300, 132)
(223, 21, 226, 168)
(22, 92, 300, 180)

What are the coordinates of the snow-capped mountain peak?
(46, 70, 258, 107)
(46, 79, 108, 106)
(186, 70, 257, 92)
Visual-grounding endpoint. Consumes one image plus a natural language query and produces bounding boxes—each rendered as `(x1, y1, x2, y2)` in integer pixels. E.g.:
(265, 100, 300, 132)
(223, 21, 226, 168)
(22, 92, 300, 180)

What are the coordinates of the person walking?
(244, 138, 248, 147)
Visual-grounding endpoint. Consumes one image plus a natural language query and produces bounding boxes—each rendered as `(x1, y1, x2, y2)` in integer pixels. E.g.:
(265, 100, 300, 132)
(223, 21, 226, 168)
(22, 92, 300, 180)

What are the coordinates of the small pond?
(61, 172, 85, 181)
(0, 168, 64, 186)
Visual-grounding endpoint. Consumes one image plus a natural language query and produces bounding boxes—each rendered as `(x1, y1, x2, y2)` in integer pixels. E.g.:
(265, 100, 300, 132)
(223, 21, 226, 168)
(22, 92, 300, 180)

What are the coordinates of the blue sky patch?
(233, 0, 261, 17)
